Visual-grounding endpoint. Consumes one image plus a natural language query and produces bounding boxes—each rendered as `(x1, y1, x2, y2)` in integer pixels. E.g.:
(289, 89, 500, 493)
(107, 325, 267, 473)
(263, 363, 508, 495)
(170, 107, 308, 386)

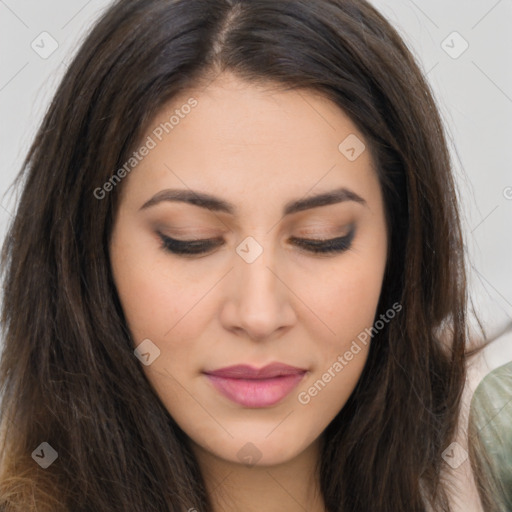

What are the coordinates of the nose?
(220, 241, 297, 342)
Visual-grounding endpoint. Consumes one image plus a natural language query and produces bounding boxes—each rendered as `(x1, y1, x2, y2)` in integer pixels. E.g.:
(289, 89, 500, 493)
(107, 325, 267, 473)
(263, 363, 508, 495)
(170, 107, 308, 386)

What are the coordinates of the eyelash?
(157, 229, 355, 257)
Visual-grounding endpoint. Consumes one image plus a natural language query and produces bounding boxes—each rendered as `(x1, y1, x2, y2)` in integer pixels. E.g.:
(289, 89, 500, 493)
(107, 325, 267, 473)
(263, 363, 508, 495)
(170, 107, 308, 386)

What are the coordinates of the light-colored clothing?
(469, 360, 512, 510)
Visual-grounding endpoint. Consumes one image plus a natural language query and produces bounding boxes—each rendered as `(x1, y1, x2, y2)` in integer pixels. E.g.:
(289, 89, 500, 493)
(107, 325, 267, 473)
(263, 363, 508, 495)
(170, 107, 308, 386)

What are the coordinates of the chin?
(206, 433, 315, 468)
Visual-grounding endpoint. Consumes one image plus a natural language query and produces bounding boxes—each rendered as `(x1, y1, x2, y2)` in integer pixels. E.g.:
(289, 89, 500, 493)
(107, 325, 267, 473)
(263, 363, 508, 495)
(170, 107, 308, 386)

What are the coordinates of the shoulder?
(469, 360, 512, 509)
(468, 323, 512, 424)
(438, 325, 512, 511)
(464, 324, 512, 510)
(471, 359, 512, 418)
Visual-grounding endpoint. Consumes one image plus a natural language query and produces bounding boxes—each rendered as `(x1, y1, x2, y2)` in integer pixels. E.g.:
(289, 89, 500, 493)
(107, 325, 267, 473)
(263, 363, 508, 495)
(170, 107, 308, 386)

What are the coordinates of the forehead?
(120, 73, 379, 214)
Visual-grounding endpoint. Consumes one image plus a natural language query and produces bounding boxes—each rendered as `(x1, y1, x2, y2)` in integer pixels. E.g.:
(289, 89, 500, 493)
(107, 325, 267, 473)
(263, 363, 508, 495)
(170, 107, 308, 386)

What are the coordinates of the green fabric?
(469, 361, 512, 510)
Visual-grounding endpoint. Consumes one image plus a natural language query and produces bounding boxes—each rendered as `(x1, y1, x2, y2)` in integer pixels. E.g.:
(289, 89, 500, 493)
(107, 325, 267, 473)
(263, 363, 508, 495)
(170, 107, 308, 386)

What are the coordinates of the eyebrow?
(139, 187, 367, 216)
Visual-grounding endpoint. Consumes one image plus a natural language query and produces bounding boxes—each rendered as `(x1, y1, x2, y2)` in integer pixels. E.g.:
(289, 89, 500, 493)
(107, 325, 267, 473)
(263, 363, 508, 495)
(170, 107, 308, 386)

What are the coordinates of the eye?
(157, 228, 355, 257)
(290, 228, 355, 255)
(157, 233, 223, 256)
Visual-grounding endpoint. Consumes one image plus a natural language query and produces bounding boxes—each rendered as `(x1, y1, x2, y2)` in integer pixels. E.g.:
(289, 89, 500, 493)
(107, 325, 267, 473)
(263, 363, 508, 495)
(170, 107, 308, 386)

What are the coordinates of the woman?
(0, 0, 501, 510)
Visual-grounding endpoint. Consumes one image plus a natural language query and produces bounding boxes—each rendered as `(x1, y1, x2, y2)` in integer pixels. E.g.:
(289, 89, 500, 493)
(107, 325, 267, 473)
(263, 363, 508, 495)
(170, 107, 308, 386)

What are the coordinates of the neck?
(190, 437, 326, 512)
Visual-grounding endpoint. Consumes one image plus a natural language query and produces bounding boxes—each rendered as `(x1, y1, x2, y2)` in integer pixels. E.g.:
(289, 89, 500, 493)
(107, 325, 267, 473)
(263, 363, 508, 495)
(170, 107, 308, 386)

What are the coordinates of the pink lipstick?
(204, 363, 307, 408)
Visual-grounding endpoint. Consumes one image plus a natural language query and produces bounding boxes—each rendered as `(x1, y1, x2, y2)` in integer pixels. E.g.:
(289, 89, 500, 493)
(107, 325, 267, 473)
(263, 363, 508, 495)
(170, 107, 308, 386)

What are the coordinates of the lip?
(203, 363, 307, 408)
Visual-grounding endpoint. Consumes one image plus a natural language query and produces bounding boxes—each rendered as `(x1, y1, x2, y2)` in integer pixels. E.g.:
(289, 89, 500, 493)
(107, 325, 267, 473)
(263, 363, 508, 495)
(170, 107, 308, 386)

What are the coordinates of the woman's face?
(109, 72, 388, 467)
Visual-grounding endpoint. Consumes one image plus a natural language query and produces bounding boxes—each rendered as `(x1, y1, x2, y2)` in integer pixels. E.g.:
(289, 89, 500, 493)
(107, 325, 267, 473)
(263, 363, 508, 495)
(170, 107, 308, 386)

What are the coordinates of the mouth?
(203, 363, 307, 408)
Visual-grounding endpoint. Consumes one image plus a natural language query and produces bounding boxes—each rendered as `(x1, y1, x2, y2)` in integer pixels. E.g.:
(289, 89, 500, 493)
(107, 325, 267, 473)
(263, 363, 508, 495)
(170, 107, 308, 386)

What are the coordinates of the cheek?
(306, 249, 387, 353)
(109, 237, 220, 418)
(294, 269, 381, 430)
(297, 237, 387, 410)
(109, 229, 208, 347)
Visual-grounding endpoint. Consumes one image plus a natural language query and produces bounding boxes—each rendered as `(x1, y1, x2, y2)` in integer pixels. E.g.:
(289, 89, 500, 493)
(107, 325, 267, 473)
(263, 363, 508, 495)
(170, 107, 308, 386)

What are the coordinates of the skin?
(109, 72, 388, 512)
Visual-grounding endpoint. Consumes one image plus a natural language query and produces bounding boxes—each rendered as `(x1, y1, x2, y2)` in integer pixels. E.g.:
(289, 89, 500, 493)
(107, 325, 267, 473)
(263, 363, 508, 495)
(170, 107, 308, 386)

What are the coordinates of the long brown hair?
(0, 0, 491, 510)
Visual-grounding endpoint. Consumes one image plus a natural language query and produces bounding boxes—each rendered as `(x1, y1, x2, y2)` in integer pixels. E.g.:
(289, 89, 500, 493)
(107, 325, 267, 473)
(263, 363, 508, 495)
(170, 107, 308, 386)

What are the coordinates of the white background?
(0, 0, 511, 366)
